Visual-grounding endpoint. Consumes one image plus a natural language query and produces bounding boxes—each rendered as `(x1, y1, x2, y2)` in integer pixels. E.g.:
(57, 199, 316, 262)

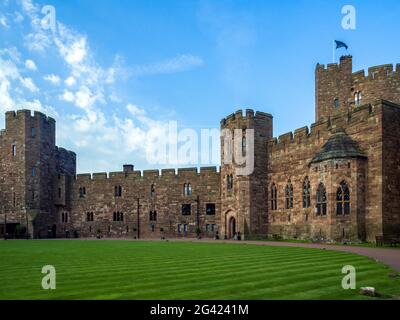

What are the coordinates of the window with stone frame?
(242, 135, 246, 156)
(86, 212, 94, 222)
(149, 210, 157, 221)
(79, 187, 86, 198)
(227, 174, 233, 190)
(354, 91, 363, 105)
(336, 181, 350, 215)
(182, 204, 191, 215)
(113, 211, 124, 221)
(183, 183, 192, 196)
(114, 185, 122, 197)
(302, 177, 311, 208)
(285, 181, 294, 209)
(270, 183, 278, 210)
(206, 203, 216, 215)
(316, 183, 327, 215)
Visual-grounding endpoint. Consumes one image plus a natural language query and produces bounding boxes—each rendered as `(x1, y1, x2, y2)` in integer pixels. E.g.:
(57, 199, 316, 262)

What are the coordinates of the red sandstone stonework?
(0, 56, 399, 242)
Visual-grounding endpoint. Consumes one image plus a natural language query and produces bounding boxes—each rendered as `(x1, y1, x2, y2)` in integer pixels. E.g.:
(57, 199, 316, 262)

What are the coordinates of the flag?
(335, 40, 348, 50)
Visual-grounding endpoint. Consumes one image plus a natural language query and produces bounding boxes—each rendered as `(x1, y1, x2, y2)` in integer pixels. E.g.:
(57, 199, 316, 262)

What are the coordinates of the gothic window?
(114, 185, 122, 197)
(183, 183, 192, 196)
(337, 181, 350, 215)
(316, 183, 327, 216)
(270, 183, 277, 210)
(285, 181, 294, 209)
(355, 91, 363, 105)
(242, 136, 246, 155)
(302, 177, 311, 208)
(227, 174, 233, 190)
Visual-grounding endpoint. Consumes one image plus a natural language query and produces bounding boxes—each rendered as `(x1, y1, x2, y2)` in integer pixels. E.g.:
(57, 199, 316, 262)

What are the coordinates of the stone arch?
(224, 210, 237, 239)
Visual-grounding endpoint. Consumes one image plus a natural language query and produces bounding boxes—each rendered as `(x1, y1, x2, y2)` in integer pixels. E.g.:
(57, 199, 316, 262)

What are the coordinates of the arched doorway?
(51, 224, 57, 238)
(228, 217, 236, 239)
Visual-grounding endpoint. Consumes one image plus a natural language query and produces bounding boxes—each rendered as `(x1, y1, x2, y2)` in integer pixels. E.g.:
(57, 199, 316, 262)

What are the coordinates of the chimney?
(123, 164, 134, 172)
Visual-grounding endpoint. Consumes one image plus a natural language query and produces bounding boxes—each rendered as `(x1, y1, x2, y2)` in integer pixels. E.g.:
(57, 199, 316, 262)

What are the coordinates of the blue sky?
(1, 0, 400, 173)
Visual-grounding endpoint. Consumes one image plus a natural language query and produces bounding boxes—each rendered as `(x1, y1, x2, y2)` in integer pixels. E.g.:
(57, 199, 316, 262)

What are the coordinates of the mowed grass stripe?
(0, 240, 399, 300)
(1, 250, 366, 292)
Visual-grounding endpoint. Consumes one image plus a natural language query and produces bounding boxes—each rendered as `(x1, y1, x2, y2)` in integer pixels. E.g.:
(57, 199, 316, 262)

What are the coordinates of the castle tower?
(0, 110, 58, 237)
(220, 109, 273, 239)
(315, 55, 353, 121)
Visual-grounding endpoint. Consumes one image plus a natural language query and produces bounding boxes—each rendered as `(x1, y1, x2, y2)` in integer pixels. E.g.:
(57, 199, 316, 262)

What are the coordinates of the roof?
(310, 130, 367, 164)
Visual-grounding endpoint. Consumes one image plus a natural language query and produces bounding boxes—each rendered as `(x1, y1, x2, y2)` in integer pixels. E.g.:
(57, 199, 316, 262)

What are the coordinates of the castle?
(0, 56, 399, 242)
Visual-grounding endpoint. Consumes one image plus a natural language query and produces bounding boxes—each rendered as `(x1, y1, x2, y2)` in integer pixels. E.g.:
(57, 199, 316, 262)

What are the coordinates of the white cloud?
(0, 15, 9, 28)
(25, 59, 37, 71)
(44, 74, 61, 85)
(65, 76, 76, 86)
(0, 0, 183, 173)
(132, 54, 204, 76)
(61, 90, 74, 102)
(20, 77, 38, 92)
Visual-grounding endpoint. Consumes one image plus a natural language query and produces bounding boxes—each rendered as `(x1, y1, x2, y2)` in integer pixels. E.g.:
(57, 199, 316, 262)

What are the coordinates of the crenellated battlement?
(220, 109, 272, 126)
(268, 99, 387, 152)
(5, 109, 55, 126)
(316, 56, 400, 121)
(74, 166, 220, 182)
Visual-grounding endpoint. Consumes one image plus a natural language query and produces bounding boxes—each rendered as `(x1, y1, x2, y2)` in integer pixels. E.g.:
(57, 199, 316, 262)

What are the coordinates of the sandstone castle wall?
(0, 56, 399, 242)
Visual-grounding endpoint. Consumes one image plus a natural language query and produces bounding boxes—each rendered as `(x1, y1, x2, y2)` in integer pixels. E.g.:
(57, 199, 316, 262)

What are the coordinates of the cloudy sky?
(1, 0, 400, 173)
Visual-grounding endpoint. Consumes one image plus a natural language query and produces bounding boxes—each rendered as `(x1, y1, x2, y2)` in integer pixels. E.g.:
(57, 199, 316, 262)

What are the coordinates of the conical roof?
(310, 130, 367, 164)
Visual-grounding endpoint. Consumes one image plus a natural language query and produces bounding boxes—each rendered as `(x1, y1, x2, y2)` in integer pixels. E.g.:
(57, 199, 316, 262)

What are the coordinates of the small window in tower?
(32, 167, 36, 177)
(31, 127, 36, 138)
(355, 91, 363, 106)
(12, 144, 16, 157)
(334, 99, 340, 108)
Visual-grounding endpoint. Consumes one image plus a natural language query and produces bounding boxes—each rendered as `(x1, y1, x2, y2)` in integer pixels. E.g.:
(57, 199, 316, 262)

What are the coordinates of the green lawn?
(0, 240, 399, 300)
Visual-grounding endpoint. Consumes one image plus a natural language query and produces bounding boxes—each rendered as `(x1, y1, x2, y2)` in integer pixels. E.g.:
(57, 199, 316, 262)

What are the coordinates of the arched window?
(355, 91, 362, 105)
(270, 183, 277, 210)
(183, 183, 192, 196)
(302, 177, 311, 208)
(337, 181, 350, 215)
(334, 98, 340, 108)
(114, 186, 122, 197)
(227, 174, 233, 190)
(316, 183, 327, 215)
(285, 181, 293, 209)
